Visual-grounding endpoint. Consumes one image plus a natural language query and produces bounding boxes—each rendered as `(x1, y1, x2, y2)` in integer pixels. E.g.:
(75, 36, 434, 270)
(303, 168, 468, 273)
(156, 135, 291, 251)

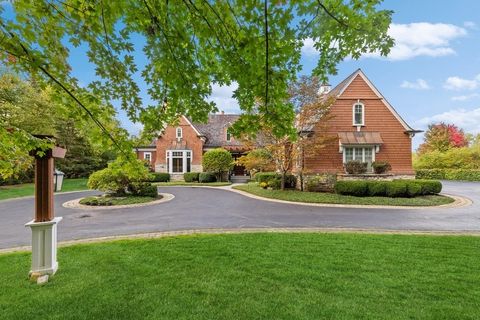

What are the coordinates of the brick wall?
(155, 116, 204, 172)
(304, 75, 414, 175)
(136, 150, 157, 170)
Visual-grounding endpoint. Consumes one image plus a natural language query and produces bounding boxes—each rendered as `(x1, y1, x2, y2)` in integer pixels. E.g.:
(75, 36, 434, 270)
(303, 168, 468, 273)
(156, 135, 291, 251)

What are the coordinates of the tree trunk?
(299, 171, 304, 191)
(281, 172, 286, 190)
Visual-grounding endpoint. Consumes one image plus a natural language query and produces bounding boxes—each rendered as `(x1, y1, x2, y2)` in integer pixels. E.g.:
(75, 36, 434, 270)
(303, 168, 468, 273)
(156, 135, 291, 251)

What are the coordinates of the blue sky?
(211, 0, 480, 149)
(3, 0, 480, 149)
(307, 0, 480, 148)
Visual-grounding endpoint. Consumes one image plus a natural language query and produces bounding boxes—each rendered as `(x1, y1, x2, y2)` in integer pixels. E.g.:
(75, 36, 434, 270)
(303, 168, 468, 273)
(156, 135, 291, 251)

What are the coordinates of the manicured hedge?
(184, 172, 200, 182)
(334, 179, 442, 198)
(367, 181, 388, 196)
(255, 172, 279, 183)
(199, 172, 217, 183)
(128, 182, 158, 197)
(254, 172, 296, 189)
(334, 181, 368, 196)
(416, 169, 480, 181)
(385, 181, 407, 198)
(415, 179, 442, 195)
(149, 173, 170, 182)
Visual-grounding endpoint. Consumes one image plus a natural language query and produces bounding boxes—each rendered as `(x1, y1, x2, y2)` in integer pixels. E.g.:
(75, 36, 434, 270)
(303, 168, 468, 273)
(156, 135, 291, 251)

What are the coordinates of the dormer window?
(226, 128, 232, 142)
(353, 102, 364, 126)
(176, 127, 183, 139)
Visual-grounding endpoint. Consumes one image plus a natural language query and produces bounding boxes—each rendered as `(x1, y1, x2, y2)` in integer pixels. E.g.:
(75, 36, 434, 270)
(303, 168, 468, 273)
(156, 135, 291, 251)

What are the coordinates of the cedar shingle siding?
(305, 70, 416, 175)
(135, 69, 416, 176)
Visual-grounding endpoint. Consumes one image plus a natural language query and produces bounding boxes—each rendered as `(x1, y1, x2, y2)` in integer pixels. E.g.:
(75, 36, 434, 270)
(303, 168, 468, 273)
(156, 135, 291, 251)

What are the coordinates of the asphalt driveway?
(0, 180, 479, 249)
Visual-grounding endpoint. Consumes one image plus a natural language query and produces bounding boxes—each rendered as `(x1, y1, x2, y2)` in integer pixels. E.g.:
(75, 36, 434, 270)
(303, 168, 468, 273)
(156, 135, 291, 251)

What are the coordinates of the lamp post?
(25, 136, 66, 280)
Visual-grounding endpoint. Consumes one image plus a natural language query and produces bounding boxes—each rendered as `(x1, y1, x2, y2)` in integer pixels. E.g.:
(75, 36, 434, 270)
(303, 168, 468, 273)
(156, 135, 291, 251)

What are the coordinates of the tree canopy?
(0, 0, 393, 140)
(417, 122, 469, 155)
(0, 72, 126, 178)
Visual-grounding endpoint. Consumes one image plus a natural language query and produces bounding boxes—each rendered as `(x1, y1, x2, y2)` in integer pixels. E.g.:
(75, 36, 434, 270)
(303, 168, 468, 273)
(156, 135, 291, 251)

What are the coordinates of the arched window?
(176, 127, 183, 139)
(353, 102, 364, 126)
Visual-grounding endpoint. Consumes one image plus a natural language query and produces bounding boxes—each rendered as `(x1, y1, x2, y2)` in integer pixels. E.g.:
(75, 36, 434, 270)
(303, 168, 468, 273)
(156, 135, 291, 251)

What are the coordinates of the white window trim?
(342, 146, 376, 164)
(352, 102, 365, 127)
(176, 127, 183, 139)
(166, 149, 192, 174)
(144, 152, 152, 162)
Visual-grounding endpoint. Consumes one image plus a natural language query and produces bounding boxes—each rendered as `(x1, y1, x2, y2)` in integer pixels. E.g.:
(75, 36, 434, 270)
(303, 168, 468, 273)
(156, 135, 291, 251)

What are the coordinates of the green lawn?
(0, 178, 88, 201)
(79, 195, 159, 206)
(1, 233, 479, 319)
(234, 183, 454, 207)
(154, 181, 231, 187)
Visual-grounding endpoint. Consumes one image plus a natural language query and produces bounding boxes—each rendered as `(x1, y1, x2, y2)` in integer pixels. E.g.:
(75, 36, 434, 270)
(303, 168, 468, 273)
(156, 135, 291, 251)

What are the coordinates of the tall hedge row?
(416, 169, 480, 181)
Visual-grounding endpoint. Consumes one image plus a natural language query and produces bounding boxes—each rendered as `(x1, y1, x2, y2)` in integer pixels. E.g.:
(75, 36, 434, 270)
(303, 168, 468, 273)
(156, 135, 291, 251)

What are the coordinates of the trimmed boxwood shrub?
(385, 180, 407, 198)
(267, 178, 281, 190)
(128, 182, 159, 197)
(334, 181, 368, 196)
(199, 172, 217, 183)
(335, 179, 442, 198)
(414, 179, 442, 195)
(254, 172, 296, 189)
(406, 182, 422, 197)
(255, 172, 279, 183)
(184, 172, 200, 182)
(372, 161, 392, 174)
(366, 181, 387, 196)
(149, 172, 170, 182)
(344, 160, 368, 174)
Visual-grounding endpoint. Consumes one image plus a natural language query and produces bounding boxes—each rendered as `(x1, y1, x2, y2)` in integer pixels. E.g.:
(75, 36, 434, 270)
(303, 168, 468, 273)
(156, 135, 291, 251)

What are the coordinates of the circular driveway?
(0, 181, 479, 249)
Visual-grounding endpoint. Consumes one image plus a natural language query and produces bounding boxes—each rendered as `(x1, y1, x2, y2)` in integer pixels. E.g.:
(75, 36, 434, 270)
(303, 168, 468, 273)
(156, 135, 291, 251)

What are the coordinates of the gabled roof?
(327, 69, 418, 133)
(191, 114, 243, 147)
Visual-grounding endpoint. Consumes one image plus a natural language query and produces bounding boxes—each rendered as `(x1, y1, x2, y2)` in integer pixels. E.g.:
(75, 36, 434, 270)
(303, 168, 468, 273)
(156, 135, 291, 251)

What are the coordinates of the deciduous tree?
(418, 122, 469, 155)
(0, 0, 393, 175)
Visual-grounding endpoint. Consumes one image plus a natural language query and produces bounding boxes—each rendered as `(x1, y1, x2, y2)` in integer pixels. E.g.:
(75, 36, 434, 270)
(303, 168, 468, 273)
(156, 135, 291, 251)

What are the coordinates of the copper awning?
(338, 132, 383, 145)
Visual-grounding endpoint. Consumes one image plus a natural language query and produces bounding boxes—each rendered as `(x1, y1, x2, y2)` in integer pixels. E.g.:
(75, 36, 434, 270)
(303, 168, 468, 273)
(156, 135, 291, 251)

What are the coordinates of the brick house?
(135, 113, 249, 180)
(299, 69, 421, 178)
(136, 69, 419, 181)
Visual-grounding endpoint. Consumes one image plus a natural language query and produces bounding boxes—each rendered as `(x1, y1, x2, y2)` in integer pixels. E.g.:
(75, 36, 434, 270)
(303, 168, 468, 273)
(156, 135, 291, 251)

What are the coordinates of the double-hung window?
(144, 152, 151, 162)
(353, 103, 364, 126)
(343, 147, 375, 172)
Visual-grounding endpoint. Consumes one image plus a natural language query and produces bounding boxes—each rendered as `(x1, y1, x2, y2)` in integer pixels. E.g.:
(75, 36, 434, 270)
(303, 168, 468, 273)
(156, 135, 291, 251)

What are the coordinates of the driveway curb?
(62, 193, 175, 210)
(2, 227, 480, 254)
(163, 184, 472, 210)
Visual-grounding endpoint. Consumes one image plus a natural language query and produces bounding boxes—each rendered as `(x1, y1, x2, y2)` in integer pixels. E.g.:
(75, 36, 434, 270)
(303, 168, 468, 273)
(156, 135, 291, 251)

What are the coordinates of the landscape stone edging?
(2, 227, 480, 254)
(62, 193, 175, 210)
(226, 187, 471, 210)
(159, 184, 471, 209)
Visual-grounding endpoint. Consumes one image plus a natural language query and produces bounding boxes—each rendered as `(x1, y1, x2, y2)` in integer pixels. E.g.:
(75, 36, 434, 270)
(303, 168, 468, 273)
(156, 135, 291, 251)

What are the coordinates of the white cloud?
(443, 75, 480, 91)
(400, 79, 431, 90)
(451, 93, 480, 101)
(416, 108, 480, 134)
(301, 38, 317, 56)
(208, 82, 241, 114)
(363, 22, 467, 60)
